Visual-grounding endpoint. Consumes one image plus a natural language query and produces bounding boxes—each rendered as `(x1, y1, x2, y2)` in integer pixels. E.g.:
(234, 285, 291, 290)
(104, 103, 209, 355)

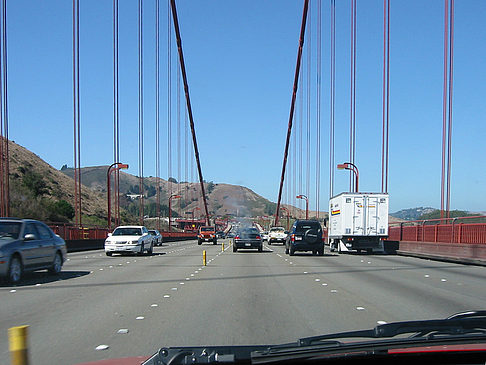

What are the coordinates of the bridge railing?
(388, 216, 486, 244)
(48, 222, 197, 241)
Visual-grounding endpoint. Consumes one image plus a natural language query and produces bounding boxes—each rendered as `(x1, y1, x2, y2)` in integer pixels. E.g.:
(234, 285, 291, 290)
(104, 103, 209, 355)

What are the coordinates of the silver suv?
(0, 218, 68, 284)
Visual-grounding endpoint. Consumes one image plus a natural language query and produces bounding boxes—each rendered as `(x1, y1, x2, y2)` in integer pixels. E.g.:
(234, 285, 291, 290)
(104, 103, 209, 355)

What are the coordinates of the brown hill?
(7, 139, 107, 221)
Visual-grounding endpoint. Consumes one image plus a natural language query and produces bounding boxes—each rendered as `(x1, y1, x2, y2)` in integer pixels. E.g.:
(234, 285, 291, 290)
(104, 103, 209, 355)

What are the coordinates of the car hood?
(106, 235, 141, 242)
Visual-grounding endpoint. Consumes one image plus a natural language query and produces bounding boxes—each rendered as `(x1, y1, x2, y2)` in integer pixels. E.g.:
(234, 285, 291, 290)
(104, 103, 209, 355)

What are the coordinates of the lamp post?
(168, 194, 181, 232)
(280, 206, 290, 231)
(296, 194, 309, 219)
(337, 162, 359, 193)
(107, 162, 129, 230)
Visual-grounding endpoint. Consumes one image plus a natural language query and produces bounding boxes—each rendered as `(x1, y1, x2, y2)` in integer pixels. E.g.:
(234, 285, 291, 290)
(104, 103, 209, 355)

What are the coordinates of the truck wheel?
(213, 239, 217, 245)
(106, 252, 112, 256)
(318, 248, 324, 256)
(289, 247, 295, 256)
(258, 245, 263, 253)
(268, 240, 272, 245)
(285, 246, 289, 254)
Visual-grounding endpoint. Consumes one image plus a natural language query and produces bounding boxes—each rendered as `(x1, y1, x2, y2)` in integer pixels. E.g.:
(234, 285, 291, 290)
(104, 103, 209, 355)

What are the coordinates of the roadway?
(1, 239, 486, 364)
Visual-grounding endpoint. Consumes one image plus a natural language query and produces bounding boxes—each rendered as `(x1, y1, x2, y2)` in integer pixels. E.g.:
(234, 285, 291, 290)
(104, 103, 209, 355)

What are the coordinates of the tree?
(60, 164, 68, 171)
(168, 177, 178, 184)
(22, 170, 49, 197)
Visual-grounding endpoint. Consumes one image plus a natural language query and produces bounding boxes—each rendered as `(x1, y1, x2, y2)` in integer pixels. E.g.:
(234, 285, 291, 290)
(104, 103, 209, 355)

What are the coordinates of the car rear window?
(295, 223, 321, 232)
(270, 227, 284, 232)
(200, 227, 215, 232)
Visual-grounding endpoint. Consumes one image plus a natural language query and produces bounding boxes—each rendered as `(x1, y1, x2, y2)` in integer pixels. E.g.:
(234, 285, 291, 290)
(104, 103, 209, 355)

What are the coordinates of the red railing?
(48, 222, 196, 241)
(48, 223, 110, 240)
(388, 216, 486, 244)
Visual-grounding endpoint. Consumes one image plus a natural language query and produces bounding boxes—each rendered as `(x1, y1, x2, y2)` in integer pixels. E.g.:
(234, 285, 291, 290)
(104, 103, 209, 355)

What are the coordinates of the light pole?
(296, 194, 309, 219)
(168, 194, 181, 232)
(337, 162, 359, 193)
(107, 162, 129, 230)
(280, 206, 290, 231)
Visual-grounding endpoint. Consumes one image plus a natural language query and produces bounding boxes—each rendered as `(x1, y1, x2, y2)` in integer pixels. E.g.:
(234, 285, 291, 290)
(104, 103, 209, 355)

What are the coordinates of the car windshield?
(148, 230, 157, 235)
(0, 222, 21, 240)
(112, 228, 142, 236)
(200, 227, 214, 232)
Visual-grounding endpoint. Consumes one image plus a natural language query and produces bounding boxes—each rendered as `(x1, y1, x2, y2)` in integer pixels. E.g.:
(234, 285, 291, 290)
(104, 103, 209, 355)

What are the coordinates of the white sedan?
(104, 225, 154, 256)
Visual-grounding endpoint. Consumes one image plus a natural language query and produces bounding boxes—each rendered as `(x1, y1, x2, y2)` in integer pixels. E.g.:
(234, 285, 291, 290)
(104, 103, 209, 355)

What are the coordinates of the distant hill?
(61, 166, 310, 219)
(6, 139, 107, 222)
(390, 207, 436, 221)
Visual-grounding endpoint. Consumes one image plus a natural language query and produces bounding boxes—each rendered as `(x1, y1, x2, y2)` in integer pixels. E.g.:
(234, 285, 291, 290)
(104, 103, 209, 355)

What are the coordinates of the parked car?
(268, 226, 287, 245)
(104, 225, 154, 256)
(148, 229, 163, 246)
(233, 227, 263, 252)
(285, 220, 324, 256)
(198, 226, 217, 245)
(0, 218, 67, 284)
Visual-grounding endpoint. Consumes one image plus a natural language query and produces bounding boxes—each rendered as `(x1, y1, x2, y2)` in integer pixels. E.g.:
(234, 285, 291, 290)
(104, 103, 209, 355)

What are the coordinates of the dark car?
(285, 220, 324, 256)
(216, 231, 225, 239)
(233, 227, 263, 252)
(0, 218, 68, 284)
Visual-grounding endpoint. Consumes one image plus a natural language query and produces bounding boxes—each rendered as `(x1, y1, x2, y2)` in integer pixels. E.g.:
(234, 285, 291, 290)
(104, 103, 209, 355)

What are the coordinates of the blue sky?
(7, 0, 486, 213)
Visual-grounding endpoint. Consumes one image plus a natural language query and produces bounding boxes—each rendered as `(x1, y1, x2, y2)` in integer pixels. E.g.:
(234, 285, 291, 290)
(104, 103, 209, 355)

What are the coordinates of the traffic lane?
(0, 239, 217, 365)
(269, 244, 486, 322)
(132, 241, 398, 349)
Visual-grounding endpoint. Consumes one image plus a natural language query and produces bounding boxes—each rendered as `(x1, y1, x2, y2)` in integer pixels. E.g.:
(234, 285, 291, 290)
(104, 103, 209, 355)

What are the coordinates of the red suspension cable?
(274, 0, 309, 226)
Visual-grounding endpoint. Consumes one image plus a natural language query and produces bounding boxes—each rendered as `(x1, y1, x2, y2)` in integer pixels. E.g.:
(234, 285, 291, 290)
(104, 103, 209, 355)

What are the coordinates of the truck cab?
(198, 226, 217, 245)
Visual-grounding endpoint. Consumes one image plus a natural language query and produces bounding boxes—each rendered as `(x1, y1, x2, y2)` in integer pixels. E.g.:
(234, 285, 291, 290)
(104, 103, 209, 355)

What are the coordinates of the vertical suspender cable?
(298, 61, 303, 211)
(381, 0, 390, 193)
(349, 0, 357, 192)
(169, 0, 210, 225)
(316, 0, 321, 219)
(167, 0, 172, 199)
(138, 0, 144, 224)
(73, 0, 82, 227)
(274, 0, 309, 227)
(177, 63, 181, 199)
(113, 0, 120, 227)
(306, 2, 311, 206)
(0, 0, 8, 217)
(329, 0, 335, 200)
(385, 0, 390, 194)
(446, 0, 454, 217)
(155, 0, 160, 230)
(440, 0, 449, 219)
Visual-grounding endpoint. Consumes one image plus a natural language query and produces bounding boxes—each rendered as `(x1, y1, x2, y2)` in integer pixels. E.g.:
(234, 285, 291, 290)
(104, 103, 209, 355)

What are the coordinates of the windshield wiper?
(294, 310, 486, 346)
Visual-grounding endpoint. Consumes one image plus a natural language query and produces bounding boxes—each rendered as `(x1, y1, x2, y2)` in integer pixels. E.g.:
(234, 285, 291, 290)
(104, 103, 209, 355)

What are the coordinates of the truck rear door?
(352, 196, 365, 235)
(365, 196, 379, 236)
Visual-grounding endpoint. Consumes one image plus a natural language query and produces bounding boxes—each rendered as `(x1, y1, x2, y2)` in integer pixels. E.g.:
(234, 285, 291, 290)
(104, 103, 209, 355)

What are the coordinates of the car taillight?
(235, 236, 240, 239)
(291, 234, 295, 242)
(256, 235, 261, 239)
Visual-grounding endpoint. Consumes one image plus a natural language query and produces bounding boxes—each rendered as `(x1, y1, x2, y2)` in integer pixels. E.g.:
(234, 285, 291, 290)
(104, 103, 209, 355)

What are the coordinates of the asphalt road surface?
(1, 239, 486, 364)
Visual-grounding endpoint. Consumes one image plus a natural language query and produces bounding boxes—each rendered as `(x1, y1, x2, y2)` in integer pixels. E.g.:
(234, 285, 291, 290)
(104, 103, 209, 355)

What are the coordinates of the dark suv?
(285, 220, 324, 256)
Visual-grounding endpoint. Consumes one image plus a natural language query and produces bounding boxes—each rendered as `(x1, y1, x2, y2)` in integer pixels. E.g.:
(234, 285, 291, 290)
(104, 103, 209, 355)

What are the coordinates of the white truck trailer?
(328, 192, 389, 253)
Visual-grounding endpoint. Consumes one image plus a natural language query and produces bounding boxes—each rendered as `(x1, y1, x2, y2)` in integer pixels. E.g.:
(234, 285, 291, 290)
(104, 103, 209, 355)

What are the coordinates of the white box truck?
(328, 192, 389, 253)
